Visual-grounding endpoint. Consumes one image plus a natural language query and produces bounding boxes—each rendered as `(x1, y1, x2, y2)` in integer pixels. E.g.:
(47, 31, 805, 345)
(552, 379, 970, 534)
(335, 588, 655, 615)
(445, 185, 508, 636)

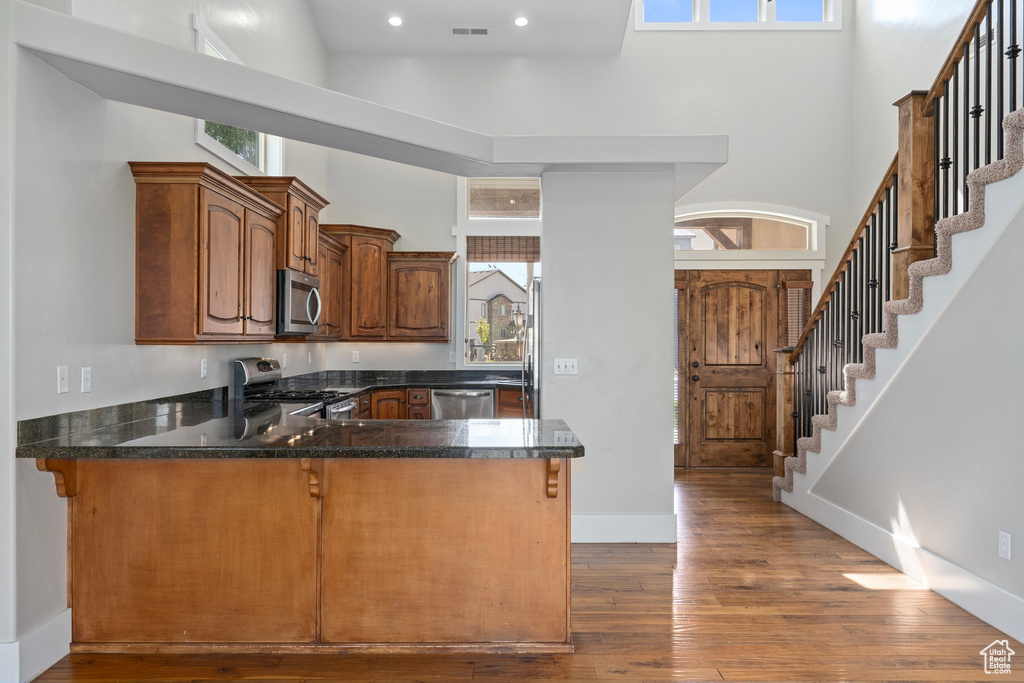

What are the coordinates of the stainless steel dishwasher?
(430, 389, 494, 419)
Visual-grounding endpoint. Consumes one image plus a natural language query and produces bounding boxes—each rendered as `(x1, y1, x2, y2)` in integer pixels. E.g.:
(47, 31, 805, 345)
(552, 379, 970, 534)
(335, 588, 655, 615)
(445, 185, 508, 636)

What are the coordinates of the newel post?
(892, 91, 936, 301)
(773, 348, 796, 478)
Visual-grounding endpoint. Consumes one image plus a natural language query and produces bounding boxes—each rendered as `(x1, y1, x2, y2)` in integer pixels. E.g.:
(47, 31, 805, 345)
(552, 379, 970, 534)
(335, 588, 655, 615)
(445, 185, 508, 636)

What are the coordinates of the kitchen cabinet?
(387, 252, 458, 342)
(497, 385, 533, 419)
(233, 176, 329, 277)
(320, 225, 401, 341)
(407, 388, 430, 419)
(355, 392, 372, 419)
(371, 389, 406, 419)
(130, 162, 284, 344)
(309, 233, 347, 341)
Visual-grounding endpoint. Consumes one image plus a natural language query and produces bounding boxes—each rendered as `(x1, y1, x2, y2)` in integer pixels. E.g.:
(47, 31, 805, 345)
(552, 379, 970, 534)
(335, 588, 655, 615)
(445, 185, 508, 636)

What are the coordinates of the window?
(191, 15, 283, 175)
(674, 212, 812, 251)
(467, 178, 541, 219)
(465, 236, 540, 364)
(637, 0, 841, 30)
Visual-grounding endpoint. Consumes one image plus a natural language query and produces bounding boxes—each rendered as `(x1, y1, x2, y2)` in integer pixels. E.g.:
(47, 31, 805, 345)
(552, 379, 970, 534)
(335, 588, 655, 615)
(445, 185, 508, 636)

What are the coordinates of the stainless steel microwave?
(277, 270, 321, 335)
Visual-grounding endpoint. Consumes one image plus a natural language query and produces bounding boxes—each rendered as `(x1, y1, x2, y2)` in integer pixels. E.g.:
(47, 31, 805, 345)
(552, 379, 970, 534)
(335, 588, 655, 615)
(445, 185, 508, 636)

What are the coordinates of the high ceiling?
(308, 0, 634, 55)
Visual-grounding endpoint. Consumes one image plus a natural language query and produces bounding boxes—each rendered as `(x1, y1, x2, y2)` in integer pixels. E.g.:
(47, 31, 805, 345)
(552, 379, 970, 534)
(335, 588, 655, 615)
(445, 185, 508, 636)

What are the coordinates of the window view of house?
(466, 262, 538, 363)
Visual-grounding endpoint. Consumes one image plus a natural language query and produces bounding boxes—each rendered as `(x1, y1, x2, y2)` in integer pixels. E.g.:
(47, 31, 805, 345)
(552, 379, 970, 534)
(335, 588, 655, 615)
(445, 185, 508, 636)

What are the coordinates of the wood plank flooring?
(35, 469, 1022, 682)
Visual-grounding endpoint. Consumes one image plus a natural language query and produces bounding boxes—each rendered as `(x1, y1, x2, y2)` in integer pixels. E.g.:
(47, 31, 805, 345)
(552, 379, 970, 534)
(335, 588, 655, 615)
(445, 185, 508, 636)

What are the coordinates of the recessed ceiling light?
(514, 17, 528, 27)
(388, 16, 402, 27)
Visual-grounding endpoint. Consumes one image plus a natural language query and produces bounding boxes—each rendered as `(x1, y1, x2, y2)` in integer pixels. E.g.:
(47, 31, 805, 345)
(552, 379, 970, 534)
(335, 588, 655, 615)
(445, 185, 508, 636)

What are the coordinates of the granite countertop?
(16, 400, 583, 460)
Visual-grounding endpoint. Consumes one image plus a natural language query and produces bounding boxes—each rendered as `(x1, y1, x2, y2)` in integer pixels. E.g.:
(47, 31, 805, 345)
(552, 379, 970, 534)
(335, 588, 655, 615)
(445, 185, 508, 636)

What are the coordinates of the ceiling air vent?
(451, 27, 489, 36)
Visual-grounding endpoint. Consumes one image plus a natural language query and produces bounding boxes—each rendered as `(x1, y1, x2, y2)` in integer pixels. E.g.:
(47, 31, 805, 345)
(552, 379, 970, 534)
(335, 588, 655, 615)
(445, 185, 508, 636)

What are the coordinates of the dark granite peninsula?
(19, 380, 582, 655)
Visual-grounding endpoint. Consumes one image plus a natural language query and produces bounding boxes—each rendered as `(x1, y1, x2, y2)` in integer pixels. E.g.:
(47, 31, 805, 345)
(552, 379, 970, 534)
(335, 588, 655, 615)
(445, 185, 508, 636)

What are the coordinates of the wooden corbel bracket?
(546, 458, 560, 499)
(300, 458, 324, 498)
(36, 459, 78, 498)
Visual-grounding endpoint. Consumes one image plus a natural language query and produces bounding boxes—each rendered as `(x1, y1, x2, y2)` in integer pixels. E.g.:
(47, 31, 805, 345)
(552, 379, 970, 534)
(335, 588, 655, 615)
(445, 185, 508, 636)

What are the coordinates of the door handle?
(692, 375, 700, 382)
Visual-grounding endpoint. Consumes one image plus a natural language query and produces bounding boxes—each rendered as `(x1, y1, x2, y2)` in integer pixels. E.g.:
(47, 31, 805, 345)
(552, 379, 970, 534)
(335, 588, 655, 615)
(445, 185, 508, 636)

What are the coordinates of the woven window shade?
(466, 236, 540, 263)
(785, 285, 811, 347)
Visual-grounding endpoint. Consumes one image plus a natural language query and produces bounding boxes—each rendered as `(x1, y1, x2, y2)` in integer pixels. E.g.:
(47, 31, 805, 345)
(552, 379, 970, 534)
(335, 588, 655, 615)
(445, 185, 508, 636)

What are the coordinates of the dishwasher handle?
(432, 390, 492, 398)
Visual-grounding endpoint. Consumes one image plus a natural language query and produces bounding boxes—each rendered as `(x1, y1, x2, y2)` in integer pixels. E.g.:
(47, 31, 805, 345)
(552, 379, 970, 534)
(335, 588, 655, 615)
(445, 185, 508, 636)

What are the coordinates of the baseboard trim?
(0, 609, 71, 683)
(786, 489, 1024, 643)
(571, 513, 678, 543)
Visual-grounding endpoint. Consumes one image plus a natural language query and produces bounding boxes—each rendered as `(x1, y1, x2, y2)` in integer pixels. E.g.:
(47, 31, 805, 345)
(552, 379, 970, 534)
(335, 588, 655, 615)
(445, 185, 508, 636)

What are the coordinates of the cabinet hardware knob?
(692, 361, 699, 368)
(692, 375, 700, 382)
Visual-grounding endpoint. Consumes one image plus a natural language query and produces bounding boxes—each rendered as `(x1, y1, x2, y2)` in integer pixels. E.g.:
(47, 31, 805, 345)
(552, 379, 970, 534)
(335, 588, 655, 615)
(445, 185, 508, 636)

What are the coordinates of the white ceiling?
(308, 0, 634, 55)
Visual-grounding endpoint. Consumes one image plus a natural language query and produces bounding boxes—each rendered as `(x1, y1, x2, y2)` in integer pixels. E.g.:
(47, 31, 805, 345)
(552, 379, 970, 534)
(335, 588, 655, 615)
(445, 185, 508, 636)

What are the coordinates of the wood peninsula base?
(41, 458, 572, 654)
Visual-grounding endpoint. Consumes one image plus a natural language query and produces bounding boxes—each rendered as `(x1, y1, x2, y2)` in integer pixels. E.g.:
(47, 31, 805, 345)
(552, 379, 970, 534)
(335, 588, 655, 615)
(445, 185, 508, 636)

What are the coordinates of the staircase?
(773, 108, 1024, 502)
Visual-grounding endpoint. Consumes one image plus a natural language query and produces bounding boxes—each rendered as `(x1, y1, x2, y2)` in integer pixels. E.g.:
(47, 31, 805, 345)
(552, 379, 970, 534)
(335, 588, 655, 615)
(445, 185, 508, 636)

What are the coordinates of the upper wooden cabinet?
(309, 233, 347, 341)
(130, 162, 284, 344)
(233, 177, 329, 277)
(320, 225, 401, 341)
(387, 252, 458, 342)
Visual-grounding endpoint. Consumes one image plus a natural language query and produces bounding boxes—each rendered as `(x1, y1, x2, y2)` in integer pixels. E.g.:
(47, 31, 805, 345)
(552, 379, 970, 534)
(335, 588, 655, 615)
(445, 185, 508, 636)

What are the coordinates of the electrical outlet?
(999, 531, 1012, 559)
(308, 351, 312, 365)
(553, 430, 578, 446)
(352, 351, 360, 363)
(449, 350, 456, 363)
(282, 353, 288, 369)
(553, 358, 578, 375)
(200, 358, 207, 379)
(81, 366, 92, 393)
(57, 366, 69, 394)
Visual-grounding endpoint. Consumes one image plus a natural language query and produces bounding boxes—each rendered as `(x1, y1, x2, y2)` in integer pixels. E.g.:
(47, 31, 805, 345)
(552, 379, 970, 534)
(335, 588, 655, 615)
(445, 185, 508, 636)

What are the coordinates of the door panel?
(350, 237, 387, 338)
(287, 197, 306, 272)
(199, 189, 244, 336)
(686, 270, 777, 467)
(244, 211, 276, 336)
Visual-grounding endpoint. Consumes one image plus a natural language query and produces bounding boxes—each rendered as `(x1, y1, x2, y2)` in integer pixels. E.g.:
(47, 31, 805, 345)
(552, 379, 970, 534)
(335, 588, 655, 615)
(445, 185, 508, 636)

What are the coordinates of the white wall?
(811, 193, 1024, 631)
(326, 2, 857, 277)
(6, 1, 330, 676)
(851, 0, 975, 212)
(541, 171, 678, 541)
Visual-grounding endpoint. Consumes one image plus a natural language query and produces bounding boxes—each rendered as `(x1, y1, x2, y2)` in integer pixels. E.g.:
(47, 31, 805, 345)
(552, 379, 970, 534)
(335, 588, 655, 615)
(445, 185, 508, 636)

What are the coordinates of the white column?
(541, 171, 678, 543)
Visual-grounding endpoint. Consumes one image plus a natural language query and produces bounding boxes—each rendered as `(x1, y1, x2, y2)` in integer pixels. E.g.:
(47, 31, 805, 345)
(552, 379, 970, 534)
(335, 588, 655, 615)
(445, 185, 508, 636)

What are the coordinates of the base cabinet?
(497, 386, 533, 418)
(57, 458, 571, 653)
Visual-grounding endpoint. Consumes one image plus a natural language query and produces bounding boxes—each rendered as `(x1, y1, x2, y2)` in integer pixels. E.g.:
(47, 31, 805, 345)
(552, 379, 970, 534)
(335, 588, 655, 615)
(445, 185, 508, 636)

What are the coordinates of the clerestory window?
(637, 0, 841, 30)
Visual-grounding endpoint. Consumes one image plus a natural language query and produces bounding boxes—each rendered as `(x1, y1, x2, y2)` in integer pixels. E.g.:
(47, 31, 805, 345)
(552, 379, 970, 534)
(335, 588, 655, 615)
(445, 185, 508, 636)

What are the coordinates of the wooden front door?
(681, 270, 781, 467)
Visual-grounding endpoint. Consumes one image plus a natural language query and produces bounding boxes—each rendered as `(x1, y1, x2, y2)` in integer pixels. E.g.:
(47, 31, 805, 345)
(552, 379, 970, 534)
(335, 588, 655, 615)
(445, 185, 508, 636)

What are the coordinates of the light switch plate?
(81, 366, 92, 393)
(200, 358, 207, 379)
(282, 353, 288, 369)
(57, 366, 69, 394)
(352, 351, 360, 363)
(1000, 531, 1012, 559)
(553, 358, 578, 375)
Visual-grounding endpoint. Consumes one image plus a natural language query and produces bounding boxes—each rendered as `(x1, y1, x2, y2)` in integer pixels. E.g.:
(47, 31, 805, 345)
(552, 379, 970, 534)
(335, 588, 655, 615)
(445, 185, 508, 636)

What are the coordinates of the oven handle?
(307, 287, 322, 325)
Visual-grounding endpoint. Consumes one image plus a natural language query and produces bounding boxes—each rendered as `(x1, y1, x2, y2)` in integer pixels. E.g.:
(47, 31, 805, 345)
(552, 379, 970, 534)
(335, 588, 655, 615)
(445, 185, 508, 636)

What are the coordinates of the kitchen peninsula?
(17, 384, 582, 654)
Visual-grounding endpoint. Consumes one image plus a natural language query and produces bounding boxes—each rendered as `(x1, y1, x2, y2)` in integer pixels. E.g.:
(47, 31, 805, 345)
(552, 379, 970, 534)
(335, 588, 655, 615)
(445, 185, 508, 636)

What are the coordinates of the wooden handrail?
(789, 154, 899, 364)
(923, 0, 991, 114)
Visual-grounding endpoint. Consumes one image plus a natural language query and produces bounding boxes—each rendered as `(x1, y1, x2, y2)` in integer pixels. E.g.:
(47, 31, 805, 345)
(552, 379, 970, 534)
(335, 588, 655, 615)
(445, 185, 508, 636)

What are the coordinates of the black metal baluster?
(973, 23, 983, 172)
(952, 65, 960, 215)
(886, 190, 895, 306)
(1011, 0, 1020, 113)
(986, 3, 994, 165)
(998, 0, 1006, 158)
(874, 216, 884, 334)
(964, 42, 972, 210)
(868, 216, 878, 335)
(941, 81, 951, 218)
(855, 240, 864, 363)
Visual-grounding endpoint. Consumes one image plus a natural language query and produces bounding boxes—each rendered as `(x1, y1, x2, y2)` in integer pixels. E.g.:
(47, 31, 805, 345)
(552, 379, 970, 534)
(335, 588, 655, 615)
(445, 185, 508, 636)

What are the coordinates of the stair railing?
(786, 0, 1016, 446)
(789, 158, 898, 443)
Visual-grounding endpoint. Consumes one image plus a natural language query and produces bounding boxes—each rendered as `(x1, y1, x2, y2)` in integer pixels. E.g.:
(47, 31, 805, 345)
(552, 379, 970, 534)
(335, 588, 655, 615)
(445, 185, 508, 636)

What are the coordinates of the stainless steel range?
(232, 358, 358, 419)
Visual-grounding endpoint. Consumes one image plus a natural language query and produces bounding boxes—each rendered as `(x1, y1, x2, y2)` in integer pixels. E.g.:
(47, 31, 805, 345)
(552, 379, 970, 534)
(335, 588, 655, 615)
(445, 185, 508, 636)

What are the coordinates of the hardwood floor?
(36, 469, 1022, 682)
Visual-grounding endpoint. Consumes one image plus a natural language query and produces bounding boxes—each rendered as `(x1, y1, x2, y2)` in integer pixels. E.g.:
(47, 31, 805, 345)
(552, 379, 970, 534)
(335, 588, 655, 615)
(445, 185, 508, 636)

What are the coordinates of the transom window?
(467, 178, 541, 219)
(675, 212, 812, 251)
(637, 0, 840, 30)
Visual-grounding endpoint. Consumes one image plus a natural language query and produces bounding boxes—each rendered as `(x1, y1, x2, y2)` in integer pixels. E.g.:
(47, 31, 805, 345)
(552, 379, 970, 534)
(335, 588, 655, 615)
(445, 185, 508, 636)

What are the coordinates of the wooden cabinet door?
(685, 270, 778, 467)
(286, 196, 307, 272)
(349, 236, 388, 339)
(497, 386, 531, 418)
(325, 242, 345, 339)
(355, 392, 372, 418)
(244, 210, 276, 338)
(198, 188, 245, 336)
(388, 260, 449, 340)
(371, 389, 406, 419)
(304, 207, 320, 277)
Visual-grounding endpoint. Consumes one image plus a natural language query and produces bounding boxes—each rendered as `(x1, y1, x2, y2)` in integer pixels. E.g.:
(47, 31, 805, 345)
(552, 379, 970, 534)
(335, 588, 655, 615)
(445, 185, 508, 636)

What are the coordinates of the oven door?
(277, 270, 321, 335)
